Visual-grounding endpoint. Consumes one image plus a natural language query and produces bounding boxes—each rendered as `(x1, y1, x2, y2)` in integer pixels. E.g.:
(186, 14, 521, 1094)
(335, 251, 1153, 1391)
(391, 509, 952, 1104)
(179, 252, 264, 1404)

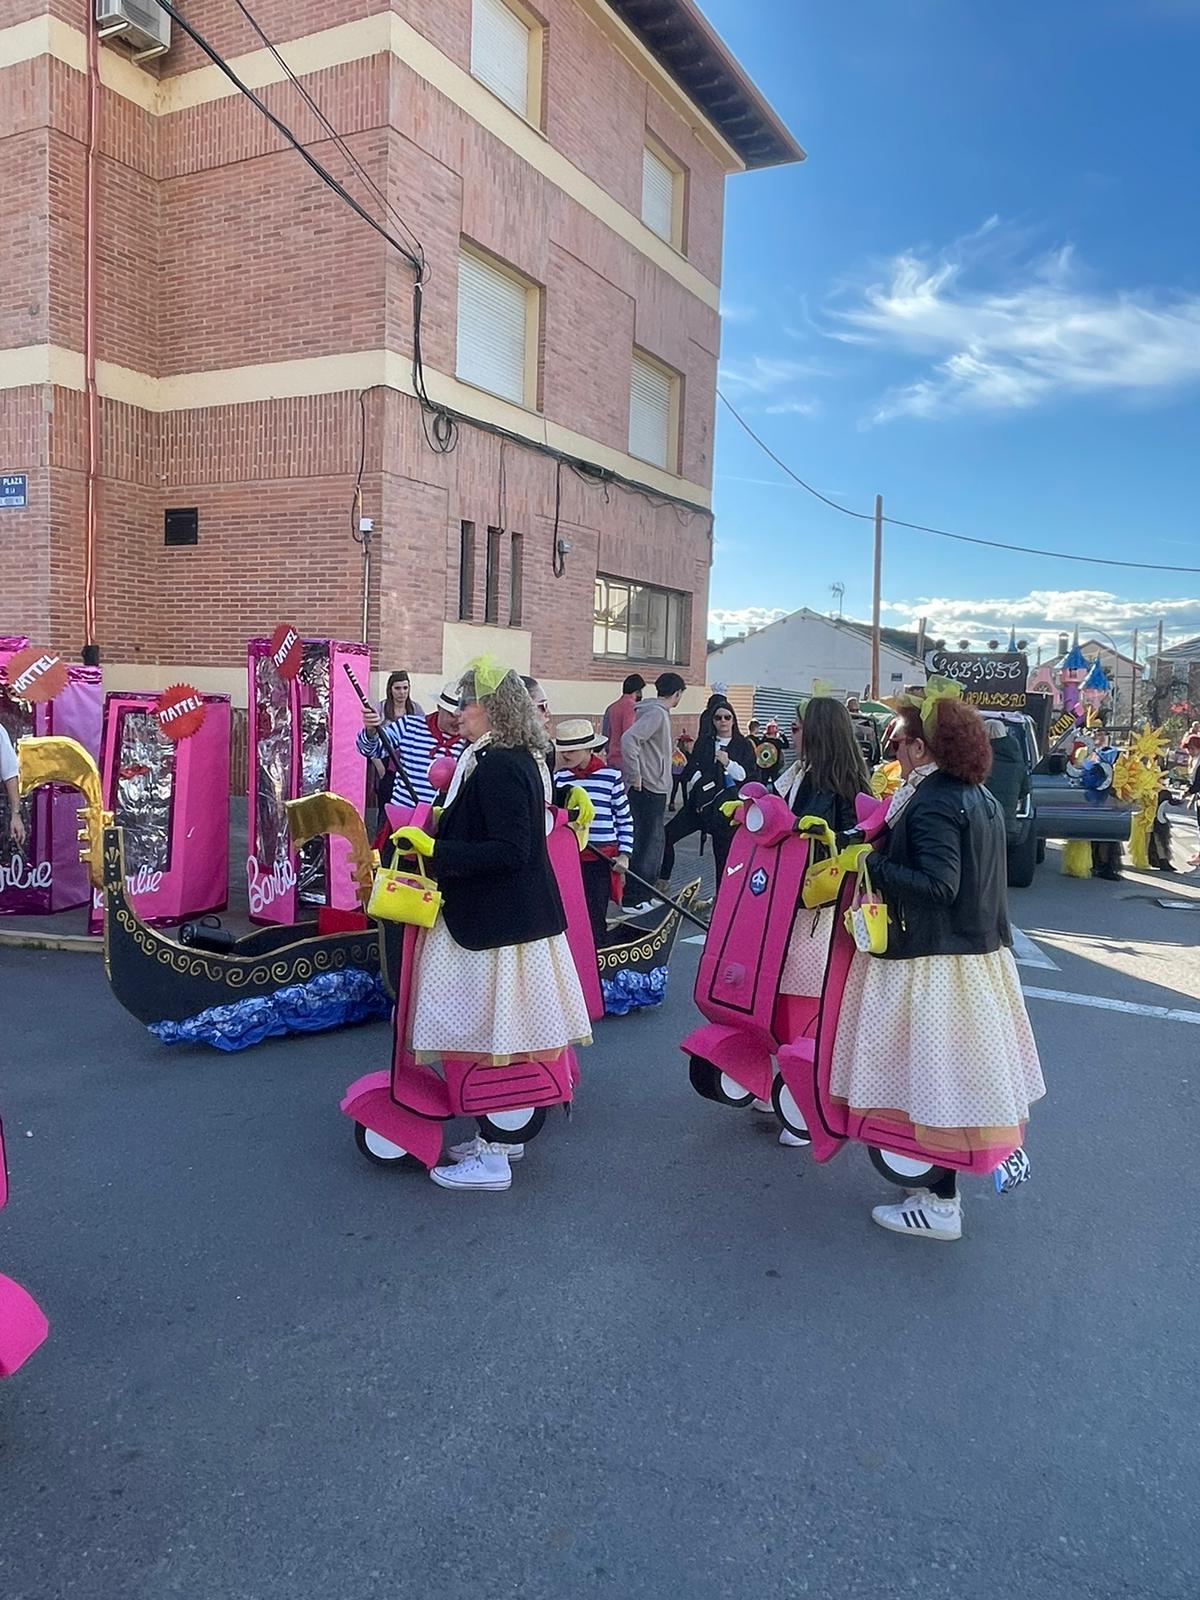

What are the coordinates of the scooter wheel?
(689, 1056, 722, 1102)
(354, 1122, 423, 1170)
(771, 1073, 812, 1144)
(868, 1146, 953, 1190)
(477, 1105, 547, 1144)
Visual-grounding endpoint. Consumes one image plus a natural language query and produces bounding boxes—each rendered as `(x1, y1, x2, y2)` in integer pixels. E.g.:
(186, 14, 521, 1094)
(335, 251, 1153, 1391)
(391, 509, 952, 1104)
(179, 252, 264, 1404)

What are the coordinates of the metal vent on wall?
(164, 508, 198, 547)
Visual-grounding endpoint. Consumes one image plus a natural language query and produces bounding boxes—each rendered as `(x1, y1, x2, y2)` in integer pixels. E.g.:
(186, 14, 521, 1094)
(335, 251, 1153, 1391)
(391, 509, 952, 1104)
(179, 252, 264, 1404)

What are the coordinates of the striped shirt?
(554, 764, 634, 854)
(356, 713, 467, 805)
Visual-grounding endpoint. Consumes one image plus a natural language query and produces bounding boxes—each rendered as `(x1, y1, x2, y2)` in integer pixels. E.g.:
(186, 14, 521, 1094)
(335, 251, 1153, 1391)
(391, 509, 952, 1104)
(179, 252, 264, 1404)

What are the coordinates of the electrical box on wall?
(164, 508, 198, 547)
(95, 0, 171, 60)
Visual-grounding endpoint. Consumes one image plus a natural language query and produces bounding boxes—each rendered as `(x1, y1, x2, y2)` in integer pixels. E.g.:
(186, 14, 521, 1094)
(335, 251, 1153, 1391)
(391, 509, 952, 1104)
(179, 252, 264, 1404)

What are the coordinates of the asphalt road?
(1, 836, 1197, 1599)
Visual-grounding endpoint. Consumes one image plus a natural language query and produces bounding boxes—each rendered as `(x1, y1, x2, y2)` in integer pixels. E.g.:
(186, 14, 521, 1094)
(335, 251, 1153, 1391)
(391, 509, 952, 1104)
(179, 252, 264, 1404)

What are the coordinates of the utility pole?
(1130, 627, 1139, 725)
(870, 494, 883, 699)
(1157, 617, 1164, 663)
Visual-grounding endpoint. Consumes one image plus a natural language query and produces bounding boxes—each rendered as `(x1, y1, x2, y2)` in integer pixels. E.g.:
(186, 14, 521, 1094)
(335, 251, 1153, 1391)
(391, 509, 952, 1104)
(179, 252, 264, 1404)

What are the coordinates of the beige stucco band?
(0, 343, 713, 508)
(0, 12, 725, 309)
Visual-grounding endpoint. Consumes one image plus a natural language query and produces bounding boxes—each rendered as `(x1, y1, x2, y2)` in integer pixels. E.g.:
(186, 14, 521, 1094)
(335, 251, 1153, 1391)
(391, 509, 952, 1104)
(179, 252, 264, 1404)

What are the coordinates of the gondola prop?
(0, 1115, 49, 1378)
(681, 783, 1026, 1189)
(596, 870, 704, 1015)
(17, 738, 390, 1051)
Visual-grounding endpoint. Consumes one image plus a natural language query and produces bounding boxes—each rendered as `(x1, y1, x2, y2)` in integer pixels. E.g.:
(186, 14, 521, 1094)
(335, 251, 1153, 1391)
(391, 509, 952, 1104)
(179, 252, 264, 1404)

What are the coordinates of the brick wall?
(0, 0, 728, 695)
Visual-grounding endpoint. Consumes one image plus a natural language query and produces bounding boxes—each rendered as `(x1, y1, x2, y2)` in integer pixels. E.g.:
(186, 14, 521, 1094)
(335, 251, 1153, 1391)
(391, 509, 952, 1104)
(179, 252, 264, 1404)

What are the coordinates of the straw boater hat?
(436, 683, 461, 714)
(554, 717, 606, 752)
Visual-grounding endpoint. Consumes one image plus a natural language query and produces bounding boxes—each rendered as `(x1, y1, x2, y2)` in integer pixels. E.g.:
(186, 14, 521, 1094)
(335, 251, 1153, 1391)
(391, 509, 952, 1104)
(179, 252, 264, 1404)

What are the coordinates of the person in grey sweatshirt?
(620, 671, 686, 909)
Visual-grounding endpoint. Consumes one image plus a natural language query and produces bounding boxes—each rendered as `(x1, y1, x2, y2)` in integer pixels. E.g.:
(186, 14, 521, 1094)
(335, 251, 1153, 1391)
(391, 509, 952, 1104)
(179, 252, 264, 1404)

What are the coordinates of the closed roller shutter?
(457, 249, 529, 405)
(642, 146, 675, 242)
(471, 0, 530, 117)
(629, 352, 673, 469)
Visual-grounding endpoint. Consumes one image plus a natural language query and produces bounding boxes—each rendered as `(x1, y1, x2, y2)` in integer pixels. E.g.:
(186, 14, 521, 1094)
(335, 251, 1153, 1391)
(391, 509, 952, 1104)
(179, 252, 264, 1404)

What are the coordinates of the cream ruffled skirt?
(780, 904, 836, 998)
(829, 946, 1045, 1147)
(410, 915, 592, 1065)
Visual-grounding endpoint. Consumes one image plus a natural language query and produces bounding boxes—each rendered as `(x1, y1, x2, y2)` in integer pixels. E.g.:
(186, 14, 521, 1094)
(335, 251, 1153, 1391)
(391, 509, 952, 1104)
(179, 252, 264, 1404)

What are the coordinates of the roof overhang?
(603, 0, 805, 171)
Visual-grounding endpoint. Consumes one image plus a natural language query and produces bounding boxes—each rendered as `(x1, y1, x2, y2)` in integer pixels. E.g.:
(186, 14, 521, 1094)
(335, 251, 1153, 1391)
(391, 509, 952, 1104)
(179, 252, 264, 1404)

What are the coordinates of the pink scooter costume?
(0, 1117, 49, 1378)
(681, 784, 1028, 1189)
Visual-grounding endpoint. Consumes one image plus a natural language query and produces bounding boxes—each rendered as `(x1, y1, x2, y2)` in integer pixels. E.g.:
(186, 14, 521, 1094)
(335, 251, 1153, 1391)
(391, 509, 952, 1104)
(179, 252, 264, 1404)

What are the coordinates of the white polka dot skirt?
(829, 946, 1045, 1135)
(780, 904, 835, 998)
(410, 916, 592, 1064)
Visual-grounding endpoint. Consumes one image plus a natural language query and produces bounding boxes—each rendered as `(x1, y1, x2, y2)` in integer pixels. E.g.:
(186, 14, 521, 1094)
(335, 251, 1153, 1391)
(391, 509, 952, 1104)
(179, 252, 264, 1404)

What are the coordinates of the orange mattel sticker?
(4, 646, 68, 703)
(156, 683, 207, 741)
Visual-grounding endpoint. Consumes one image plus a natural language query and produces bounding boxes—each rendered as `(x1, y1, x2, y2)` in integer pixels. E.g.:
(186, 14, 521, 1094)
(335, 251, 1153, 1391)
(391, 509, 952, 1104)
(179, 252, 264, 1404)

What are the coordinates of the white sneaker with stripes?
(871, 1189, 962, 1241)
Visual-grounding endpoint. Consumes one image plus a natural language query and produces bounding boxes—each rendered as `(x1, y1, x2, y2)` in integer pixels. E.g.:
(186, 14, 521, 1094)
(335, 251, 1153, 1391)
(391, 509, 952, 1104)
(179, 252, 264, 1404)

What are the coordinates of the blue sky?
(701, 0, 1200, 655)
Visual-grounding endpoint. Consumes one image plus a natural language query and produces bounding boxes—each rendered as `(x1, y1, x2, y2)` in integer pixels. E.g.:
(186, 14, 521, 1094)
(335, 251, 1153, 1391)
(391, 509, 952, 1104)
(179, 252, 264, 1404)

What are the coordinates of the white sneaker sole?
(872, 1208, 960, 1241)
(429, 1168, 512, 1192)
(447, 1147, 524, 1163)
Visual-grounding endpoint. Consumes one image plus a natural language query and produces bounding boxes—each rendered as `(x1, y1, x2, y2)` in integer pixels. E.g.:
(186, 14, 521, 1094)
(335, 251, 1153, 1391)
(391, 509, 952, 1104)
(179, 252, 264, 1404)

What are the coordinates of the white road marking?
(1010, 927, 1059, 971)
(1024, 987, 1200, 1025)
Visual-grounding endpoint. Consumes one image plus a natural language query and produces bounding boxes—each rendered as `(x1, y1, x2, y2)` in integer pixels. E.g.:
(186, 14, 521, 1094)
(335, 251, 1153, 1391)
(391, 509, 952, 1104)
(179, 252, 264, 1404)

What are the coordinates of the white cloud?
(708, 606, 789, 640)
(881, 588, 1200, 653)
(834, 225, 1200, 421)
(718, 356, 823, 416)
(720, 302, 758, 324)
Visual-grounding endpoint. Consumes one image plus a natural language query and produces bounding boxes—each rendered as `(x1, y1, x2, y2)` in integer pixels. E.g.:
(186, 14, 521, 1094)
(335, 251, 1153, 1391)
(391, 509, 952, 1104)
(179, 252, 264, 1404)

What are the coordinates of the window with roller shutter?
(642, 142, 683, 247)
(629, 350, 678, 471)
(471, 0, 538, 122)
(457, 246, 536, 407)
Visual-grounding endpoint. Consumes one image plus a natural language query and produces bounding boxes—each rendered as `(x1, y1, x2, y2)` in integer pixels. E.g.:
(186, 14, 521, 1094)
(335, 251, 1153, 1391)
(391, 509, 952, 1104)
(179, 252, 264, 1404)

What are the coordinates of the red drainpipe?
(82, 15, 100, 659)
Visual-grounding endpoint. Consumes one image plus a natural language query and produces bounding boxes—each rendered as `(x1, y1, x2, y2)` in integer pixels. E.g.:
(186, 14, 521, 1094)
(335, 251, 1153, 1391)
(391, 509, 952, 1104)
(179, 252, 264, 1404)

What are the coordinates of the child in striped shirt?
(553, 717, 634, 945)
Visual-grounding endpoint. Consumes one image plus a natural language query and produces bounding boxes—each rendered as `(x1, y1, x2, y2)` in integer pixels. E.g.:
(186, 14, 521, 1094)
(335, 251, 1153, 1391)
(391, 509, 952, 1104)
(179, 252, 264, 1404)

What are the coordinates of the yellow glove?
(564, 784, 596, 851)
(390, 825, 435, 859)
(718, 798, 744, 824)
(430, 806, 443, 828)
(838, 841, 873, 875)
(795, 814, 836, 850)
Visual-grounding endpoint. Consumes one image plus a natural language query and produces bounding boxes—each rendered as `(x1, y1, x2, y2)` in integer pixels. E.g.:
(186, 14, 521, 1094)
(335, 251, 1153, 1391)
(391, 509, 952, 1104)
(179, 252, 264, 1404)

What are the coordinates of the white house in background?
(707, 609, 925, 700)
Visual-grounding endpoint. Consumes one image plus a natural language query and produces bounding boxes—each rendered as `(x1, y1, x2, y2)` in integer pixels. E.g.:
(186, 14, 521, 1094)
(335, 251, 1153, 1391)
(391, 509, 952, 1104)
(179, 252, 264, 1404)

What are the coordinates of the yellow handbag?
(367, 863, 443, 927)
(844, 859, 889, 955)
(801, 854, 844, 909)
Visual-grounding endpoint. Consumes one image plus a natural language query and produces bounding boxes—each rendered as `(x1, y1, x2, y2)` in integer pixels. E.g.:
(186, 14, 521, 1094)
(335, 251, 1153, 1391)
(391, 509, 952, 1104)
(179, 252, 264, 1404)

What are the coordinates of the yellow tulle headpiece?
(462, 653, 515, 702)
(897, 674, 962, 736)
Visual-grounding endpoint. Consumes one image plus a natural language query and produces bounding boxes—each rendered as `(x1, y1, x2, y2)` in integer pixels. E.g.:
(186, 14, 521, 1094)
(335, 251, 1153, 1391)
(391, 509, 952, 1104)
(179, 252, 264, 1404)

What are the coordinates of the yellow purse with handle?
(797, 815, 842, 909)
(367, 862, 443, 927)
(844, 857, 889, 955)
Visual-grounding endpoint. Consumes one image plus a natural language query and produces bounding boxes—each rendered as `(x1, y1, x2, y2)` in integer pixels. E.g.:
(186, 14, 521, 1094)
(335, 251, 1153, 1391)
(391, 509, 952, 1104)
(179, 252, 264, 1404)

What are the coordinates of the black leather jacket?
(868, 771, 1011, 960)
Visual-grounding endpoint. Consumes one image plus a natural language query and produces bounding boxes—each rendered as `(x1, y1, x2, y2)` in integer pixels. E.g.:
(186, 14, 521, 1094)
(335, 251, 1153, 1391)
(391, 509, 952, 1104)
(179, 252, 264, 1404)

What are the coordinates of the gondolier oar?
(341, 662, 421, 808)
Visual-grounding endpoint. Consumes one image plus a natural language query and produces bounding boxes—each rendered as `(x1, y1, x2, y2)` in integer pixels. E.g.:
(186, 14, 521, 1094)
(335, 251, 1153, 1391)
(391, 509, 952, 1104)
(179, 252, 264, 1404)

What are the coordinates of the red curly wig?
(895, 698, 993, 786)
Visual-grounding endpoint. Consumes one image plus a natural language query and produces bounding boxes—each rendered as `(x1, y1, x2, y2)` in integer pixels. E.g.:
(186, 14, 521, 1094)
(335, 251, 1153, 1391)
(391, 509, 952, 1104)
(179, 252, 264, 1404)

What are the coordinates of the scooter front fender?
(679, 1022, 774, 1104)
(340, 1072, 447, 1170)
(0, 1274, 49, 1377)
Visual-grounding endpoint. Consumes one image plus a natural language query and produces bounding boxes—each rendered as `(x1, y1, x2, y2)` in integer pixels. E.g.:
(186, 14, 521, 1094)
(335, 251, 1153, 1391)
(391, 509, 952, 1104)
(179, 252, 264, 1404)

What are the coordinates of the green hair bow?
(901, 673, 962, 736)
(462, 653, 515, 702)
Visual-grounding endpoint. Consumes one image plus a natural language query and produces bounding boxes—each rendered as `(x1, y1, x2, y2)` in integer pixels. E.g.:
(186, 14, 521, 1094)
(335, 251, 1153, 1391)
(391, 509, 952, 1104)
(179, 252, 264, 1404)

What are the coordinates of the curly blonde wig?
(458, 668, 551, 756)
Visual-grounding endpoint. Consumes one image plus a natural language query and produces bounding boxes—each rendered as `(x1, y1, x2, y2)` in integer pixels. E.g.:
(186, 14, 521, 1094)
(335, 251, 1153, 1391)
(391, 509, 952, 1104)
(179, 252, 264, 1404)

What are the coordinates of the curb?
(0, 930, 102, 955)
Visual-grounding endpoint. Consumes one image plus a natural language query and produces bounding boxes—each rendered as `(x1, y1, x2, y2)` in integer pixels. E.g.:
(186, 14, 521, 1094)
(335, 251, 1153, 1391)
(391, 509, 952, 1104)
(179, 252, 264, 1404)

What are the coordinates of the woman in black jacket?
(659, 701, 754, 884)
(829, 689, 1045, 1242)
(391, 663, 591, 1193)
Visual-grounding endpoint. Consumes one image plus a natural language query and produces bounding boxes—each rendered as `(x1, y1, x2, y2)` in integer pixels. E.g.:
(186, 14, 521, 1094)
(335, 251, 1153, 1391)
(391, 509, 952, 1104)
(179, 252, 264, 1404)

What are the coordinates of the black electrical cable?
(717, 388, 1200, 575)
(552, 458, 566, 578)
(227, 0, 427, 275)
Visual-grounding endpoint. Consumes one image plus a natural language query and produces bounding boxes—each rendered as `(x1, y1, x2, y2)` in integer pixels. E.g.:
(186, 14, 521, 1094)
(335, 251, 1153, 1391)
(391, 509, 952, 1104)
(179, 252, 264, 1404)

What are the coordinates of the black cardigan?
(431, 745, 567, 951)
(868, 771, 1011, 960)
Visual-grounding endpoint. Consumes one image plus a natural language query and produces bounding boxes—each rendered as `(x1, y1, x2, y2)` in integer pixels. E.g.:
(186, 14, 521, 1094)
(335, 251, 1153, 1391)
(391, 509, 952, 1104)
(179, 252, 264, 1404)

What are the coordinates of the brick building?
(0, 0, 800, 713)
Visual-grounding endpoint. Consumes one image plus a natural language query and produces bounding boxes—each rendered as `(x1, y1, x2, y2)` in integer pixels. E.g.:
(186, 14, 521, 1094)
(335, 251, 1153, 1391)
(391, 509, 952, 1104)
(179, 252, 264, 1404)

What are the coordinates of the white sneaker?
(871, 1189, 962, 1240)
(778, 1128, 808, 1148)
(430, 1143, 512, 1192)
(446, 1134, 524, 1164)
(619, 899, 656, 918)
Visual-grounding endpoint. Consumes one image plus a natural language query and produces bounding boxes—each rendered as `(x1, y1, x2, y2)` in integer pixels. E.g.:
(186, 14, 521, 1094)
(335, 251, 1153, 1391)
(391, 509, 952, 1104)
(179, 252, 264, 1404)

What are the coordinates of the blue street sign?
(0, 474, 28, 508)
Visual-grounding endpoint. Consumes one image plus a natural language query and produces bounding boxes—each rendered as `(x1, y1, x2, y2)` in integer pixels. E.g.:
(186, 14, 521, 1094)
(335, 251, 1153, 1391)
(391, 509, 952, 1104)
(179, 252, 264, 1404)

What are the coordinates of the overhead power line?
(716, 390, 1200, 576)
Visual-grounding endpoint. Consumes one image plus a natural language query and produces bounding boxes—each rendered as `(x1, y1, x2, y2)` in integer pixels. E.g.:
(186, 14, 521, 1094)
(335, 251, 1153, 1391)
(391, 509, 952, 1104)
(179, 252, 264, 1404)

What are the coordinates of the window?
(642, 140, 684, 248)
(593, 576, 687, 664)
(509, 532, 523, 626)
(458, 520, 475, 620)
(457, 245, 538, 407)
(629, 350, 679, 472)
(471, 0, 542, 123)
(484, 526, 503, 624)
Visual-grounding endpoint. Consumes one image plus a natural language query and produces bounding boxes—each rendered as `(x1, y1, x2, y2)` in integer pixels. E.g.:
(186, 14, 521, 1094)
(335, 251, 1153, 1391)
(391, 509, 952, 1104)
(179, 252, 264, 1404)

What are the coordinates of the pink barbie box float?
(87, 690, 231, 933)
(1, 636, 102, 915)
(341, 782, 603, 1172)
(0, 1117, 49, 1378)
(246, 634, 369, 926)
(680, 783, 1023, 1188)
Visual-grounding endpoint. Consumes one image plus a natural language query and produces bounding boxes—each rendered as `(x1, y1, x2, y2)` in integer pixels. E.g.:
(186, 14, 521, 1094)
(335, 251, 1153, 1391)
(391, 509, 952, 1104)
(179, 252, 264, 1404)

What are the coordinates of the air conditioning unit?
(95, 0, 170, 60)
